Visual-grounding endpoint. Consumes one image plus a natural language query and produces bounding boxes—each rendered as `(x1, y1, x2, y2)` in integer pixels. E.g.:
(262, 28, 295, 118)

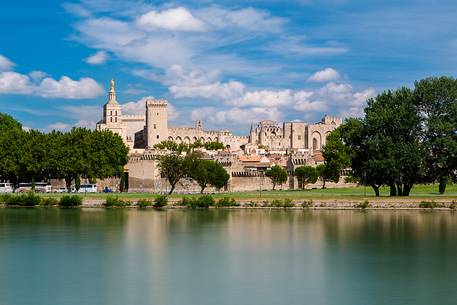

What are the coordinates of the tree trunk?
(396, 182, 403, 196)
(200, 184, 206, 194)
(272, 183, 276, 190)
(169, 184, 175, 195)
(322, 179, 326, 189)
(65, 177, 72, 193)
(403, 183, 413, 196)
(371, 184, 380, 197)
(439, 177, 447, 194)
(389, 180, 397, 196)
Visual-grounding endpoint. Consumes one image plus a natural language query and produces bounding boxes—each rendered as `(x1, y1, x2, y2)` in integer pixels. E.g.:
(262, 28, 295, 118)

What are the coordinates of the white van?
(0, 183, 14, 193)
(16, 182, 52, 193)
(77, 184, 97, 193)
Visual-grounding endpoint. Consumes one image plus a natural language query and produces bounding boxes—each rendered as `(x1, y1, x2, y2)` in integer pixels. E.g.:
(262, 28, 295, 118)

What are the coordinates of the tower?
(97, 79, 123, 137)
(145, 98, 168, 148)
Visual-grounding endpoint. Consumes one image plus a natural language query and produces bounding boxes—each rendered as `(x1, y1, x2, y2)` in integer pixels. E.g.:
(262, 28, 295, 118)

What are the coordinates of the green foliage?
(137, 199, 152, 208)
(419, 201, 437, 209)
(104, 196, 129, 207)
(356, 200, 370, 209)
(119, 172, 126, 192)
(189, 159, 229, 193)
(0, 114, 129, 190)
(270, 198, 294, 208)
(153, 195, 168, 208)
(154, 140, 225, 153)
(316, 163, 340, 189)
(59, 195, 82, 207)
(294, 166, 318, 189)
(266, 198, 295, 208)
(216, 197, 239, 207)
(5, 193, 41, 206)
(265, 165, 288, 190)
(156, 153, 188, 194)
(179, 195, 215, 208)
(41, 197, 59, 206)
(302, 199, 313, 208)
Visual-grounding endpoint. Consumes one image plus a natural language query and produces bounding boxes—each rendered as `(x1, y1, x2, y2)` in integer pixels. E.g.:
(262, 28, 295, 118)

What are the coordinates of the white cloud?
(170, 80, 245, 100)
(307, 68, 341, 82)
(228, 89, 294, 107)
(0, 72, 33, 94)
(191, 106, 283, 125)
(85, 50, 108, 65)
(36, 76, 104, 99)
(294, 100, 328, 112)
(0, 54, 15, 71)
(48, 122, 71, 131)
(0, 56, 104, 99)
(137, 7, 206, 32)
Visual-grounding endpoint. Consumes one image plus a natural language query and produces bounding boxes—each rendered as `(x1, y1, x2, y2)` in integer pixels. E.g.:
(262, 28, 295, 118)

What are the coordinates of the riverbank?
(1, 197, 456, 210)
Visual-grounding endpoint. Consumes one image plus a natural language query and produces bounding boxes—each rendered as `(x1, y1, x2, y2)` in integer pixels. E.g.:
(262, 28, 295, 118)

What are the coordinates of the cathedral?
(96, 80, 341, 153)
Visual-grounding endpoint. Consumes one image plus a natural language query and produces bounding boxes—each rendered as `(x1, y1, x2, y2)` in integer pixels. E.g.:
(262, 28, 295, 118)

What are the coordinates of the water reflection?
(0, 209, 456, 305)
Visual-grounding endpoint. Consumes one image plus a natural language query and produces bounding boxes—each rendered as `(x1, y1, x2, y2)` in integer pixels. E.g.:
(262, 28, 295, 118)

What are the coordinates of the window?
(115, 110, 117, 116)
(298, 135, 302, 140)
(156, 135, 159, 139)
(153, 124, 156, 129)
(110, 110, 113, 116)
(110, 117, 112, 122)
(115, 117, 117, 123)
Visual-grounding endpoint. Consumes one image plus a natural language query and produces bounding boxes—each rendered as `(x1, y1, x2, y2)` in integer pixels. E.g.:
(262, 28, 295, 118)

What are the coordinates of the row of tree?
(265, 164, 340, 190)
(154, 140, 226, 153)
(322, 77, 457, 196)
(0, 113, 129, 191)
(156, 152, 230, 194)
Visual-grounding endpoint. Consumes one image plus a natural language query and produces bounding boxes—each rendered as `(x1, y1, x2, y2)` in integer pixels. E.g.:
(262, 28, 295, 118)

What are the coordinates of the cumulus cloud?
(48, 122, 72, 131)
(170, 80, 245, 100)
(122, 96, 179, 120)
(0, 54, 15, 71)
(36, 76, 104, 99)
(191, 106, 283, 125)
(137, 7, 206, 32)
(0, 54, 104, 99)
(85, 50, 108, 65)
(308, 68, 341, 82)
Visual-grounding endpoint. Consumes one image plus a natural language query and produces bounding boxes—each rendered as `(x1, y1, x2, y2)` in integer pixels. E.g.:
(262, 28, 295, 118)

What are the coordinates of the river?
(0, 208, 456, 305)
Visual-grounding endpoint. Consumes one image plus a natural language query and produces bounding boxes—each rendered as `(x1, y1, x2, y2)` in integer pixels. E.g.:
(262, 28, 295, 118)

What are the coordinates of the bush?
(270, 199, 294, 208)
(302, 200, 313, 208)
(137, 199, 152, 208)
(0, 194, 13, 204)
(104, 196, 128, 207)
(216, 197, 239, 207)
(59, 195, 82, 207)
(180, 195, 215, 208)
(450, 201, 456, 210)
(357, 200, 370, 209)
(244, 201, 258, 207)
(5, 193, 41, 206)
(419, 201, 437, 209)
(153, 195, 168, 208)
(41, 197, 59, 206)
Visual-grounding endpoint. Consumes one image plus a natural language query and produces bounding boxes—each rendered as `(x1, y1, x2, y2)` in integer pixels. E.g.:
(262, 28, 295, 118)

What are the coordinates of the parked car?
(77, 184, 97, 193)
(0, 182, 14, 193)
(53, 187, 69, 193)
(16, 182, 52, 193)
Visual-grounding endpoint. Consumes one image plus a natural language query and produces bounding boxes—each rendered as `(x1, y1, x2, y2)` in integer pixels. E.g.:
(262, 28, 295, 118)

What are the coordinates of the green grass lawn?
(41, 183, 457, 201)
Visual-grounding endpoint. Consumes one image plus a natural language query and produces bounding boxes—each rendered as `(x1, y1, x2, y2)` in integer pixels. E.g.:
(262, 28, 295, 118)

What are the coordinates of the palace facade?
(96, 80, 341, 153)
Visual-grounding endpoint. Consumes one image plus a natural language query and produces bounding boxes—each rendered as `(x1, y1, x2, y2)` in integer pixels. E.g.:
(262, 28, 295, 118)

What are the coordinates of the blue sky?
(1, 0, 456, 134)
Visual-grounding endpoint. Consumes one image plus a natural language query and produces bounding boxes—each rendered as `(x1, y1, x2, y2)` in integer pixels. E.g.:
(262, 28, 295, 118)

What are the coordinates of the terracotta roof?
(239, 155, 262, 162)
(312, 151, 325, 162)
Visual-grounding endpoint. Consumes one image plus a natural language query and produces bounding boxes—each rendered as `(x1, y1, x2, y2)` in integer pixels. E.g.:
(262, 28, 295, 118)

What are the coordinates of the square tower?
(145, 99, 168, 148)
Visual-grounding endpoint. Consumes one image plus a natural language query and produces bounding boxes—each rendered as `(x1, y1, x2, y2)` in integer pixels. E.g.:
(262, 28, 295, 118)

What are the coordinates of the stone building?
(96, 80, 341, 154)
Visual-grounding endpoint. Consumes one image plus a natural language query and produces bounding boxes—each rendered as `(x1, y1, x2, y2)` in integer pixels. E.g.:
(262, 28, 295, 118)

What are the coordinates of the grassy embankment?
(38, 184, 457, 201)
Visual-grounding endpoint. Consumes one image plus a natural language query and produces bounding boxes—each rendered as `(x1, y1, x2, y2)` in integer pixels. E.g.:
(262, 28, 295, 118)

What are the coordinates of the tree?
(265, 165, 288, 190)
(156, 153, 187, 194)
(294, 166, 318, 189)
(0, 113, 24, 183)
(414, 77, 457, 193)
(316, 163, 340, 189)
(189, 159, 229, 193)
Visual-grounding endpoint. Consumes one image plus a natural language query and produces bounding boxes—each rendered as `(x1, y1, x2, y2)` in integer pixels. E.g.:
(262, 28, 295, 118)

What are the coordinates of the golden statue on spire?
(110, 78, 115, 91)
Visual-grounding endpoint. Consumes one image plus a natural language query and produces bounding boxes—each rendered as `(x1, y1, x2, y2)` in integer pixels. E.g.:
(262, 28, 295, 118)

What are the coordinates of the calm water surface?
(0, 208, 456, 305)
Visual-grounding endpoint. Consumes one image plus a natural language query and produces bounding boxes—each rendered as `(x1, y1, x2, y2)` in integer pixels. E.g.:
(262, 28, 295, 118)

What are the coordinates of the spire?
(108, 78, 117, 104)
